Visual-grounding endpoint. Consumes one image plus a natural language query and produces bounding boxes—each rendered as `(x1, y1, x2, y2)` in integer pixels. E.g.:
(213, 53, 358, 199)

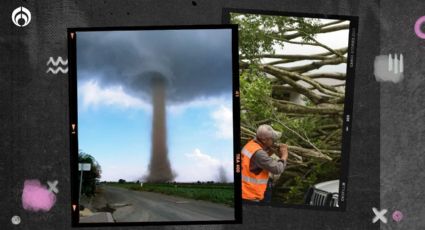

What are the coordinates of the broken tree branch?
(273, 99, 344, 115)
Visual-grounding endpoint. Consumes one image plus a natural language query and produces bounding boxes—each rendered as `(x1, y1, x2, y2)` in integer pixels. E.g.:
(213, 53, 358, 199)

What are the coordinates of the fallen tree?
(232, 13, 348, 204)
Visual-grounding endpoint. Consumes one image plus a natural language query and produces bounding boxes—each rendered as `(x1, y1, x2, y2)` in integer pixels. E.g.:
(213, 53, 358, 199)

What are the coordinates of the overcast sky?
(76, 29, 234, 182)
(77, 29, 233, 104)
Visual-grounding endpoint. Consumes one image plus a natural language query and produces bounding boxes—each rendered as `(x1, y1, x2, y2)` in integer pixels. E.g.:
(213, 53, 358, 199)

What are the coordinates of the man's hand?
(278, 144, 288, 161)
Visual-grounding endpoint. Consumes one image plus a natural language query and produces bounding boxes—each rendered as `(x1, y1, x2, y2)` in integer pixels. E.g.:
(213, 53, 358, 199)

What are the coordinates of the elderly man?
(241, 124, 288, 203)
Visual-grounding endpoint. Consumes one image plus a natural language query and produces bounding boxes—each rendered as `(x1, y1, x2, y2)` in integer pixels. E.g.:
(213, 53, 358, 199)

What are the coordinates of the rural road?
(94, 185, 234, 222)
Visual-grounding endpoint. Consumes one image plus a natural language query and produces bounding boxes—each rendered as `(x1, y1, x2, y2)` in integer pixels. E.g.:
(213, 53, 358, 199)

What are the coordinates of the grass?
(106, 182, 234, 207)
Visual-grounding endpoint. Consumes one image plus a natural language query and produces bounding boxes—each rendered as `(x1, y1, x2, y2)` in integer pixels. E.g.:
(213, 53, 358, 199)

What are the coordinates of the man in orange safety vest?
(241, 124, 288, 203)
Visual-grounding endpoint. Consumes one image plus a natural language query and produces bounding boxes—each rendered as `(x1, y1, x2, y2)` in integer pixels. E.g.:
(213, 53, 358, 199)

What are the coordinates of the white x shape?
(372, 207, 387, 224)
(47, 180, 59, 194)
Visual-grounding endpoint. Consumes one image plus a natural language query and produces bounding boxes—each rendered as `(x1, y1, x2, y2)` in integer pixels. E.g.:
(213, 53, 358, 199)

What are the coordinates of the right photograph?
(226, 9, 357, 210)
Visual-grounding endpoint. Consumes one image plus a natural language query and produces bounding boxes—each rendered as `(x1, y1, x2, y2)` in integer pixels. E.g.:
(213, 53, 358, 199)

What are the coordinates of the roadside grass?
(106, 182, 234, 207)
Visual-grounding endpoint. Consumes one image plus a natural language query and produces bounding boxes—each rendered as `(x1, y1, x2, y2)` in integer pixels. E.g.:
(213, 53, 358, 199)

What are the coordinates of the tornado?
(145, 75, 175, 182)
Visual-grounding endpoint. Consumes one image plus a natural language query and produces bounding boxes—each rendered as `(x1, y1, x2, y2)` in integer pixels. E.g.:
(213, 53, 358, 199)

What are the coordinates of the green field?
(106, 182, 234, 206)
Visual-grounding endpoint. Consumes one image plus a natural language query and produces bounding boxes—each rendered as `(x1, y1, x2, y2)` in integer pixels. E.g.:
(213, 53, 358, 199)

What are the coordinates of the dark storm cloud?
(76, 29, 233, 104)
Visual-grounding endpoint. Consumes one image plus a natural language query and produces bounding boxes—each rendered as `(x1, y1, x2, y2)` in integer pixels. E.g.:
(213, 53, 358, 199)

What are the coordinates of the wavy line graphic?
(46, 67, 68, 74)
(46, 57, 68, 66)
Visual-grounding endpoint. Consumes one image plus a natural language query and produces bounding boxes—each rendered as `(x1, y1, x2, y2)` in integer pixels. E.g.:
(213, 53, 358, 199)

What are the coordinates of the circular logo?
(11, 6, 31, 27)
(11, 215, 21, 225)
(392, 210, 403, 222)
(414, 16, 425, 39)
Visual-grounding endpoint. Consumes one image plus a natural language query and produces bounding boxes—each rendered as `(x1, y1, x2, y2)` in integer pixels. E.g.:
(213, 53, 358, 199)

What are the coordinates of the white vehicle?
(304, 180, 339, 207)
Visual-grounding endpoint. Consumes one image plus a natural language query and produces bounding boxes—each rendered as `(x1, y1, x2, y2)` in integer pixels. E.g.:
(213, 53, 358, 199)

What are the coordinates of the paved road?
(95, 185, 234, 222)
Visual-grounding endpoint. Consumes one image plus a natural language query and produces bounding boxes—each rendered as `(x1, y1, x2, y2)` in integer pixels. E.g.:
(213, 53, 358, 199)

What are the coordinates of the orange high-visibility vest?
(241, 139, 269, 200)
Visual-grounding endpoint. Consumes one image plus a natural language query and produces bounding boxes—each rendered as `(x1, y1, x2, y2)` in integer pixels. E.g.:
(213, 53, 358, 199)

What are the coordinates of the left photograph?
(68, 26, 240, 226)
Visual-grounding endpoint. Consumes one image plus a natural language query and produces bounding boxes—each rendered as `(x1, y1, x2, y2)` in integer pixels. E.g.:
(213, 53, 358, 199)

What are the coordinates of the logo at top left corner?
(12, 6, 31, 27)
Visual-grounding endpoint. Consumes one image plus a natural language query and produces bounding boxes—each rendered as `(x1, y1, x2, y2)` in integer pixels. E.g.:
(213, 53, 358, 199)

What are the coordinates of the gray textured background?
(380, 0, 425, 229)
(0, 0, 383, 229)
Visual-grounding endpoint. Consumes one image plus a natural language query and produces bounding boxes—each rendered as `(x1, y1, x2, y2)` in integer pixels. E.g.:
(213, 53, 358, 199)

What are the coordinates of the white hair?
(256, 124, 281, 140)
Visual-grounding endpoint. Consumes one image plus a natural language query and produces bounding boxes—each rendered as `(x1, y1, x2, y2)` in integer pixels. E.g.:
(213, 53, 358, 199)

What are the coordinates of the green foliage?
(108, 182, 234, 206)
(286, 174, 317, 204)
(78, 150, 102, 197)
(240, 68, 273, 124)
(273, 160, 340, 204)
(273, 115, 342, 149)
(231, 13, 321, 60)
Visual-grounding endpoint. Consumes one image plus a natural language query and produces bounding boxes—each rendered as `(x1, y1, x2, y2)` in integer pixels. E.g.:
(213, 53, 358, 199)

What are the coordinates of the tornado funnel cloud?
(145, 74, 175, 183)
